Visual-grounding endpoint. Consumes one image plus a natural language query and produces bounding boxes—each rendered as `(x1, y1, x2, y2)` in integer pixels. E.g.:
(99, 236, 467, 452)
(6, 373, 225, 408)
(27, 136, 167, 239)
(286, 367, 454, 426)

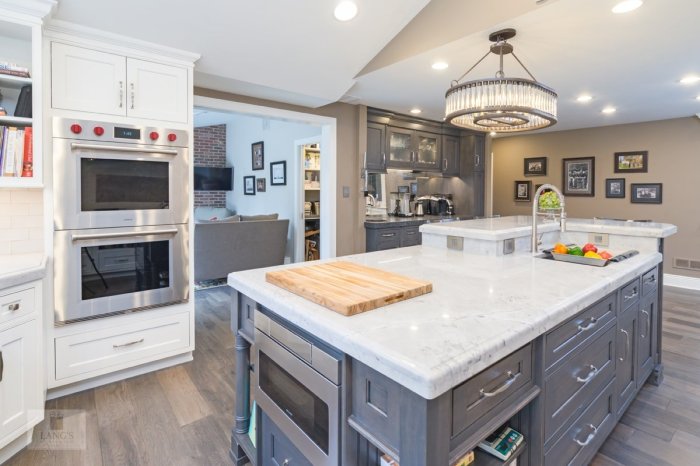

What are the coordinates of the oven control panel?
(54, 117, 189, 147)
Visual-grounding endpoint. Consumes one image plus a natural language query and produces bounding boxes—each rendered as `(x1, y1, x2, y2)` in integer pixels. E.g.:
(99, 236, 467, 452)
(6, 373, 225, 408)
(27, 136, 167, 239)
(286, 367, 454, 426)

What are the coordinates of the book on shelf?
(0, 125, 32, 178)
(452, 450, 475, 466)
(0, 62, 30, 78)
(21, 126, 33, 177)
(477, 426, 524, 461)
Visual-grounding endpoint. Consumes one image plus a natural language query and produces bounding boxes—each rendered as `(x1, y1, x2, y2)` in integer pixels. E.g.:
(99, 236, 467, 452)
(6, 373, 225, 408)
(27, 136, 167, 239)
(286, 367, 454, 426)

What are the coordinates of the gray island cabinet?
(227, 234, 667, 466)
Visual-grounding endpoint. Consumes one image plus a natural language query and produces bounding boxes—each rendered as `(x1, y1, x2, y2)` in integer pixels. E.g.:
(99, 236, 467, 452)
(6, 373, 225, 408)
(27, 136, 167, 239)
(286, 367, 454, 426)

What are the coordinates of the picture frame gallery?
(562, 157, 595, 197)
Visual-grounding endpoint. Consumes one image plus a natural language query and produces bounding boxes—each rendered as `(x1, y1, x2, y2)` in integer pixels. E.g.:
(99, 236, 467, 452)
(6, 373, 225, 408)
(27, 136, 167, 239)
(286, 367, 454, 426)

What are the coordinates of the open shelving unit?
(303, 144, 321, 261)
(0, 13, 43, 188)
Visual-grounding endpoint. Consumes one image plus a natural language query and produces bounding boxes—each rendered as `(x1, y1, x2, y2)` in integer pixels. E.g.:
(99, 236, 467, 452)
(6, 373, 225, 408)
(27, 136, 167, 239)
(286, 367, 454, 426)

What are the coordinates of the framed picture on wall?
(252, 141, 264, 170)
(524, 157, 547, 176)
(605, 178, 626, 198)
(563, 157, 595, 196)
(256, 178, 266, 192)
(270, 161, 287, 186)
(514, 180, 532, 201)
(244, 176, 256, 195)
(614, 151, 648, 173)
(631, 183, 662, 204)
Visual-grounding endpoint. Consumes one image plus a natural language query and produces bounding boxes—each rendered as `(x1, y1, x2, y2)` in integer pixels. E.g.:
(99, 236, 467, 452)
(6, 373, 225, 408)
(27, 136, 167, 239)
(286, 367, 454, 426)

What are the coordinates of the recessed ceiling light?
(431, 61, 449, 71)
(612, 0, 643, 14)
(410, 108, 422, 114)
(602, 106, 617, 114)
(334, 1, 358, 21)
(576, 94, 593, 103)
(680, 75, 700, 85)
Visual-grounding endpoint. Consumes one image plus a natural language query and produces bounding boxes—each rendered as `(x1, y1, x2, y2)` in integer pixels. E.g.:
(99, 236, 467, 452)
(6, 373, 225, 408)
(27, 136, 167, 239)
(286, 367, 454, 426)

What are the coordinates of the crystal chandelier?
(445, 28, 557, 133)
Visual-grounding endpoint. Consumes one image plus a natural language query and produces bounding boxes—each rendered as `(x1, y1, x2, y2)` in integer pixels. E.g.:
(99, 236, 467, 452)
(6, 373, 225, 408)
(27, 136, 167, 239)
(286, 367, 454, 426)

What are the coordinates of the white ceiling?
(50, 0, 700, 133)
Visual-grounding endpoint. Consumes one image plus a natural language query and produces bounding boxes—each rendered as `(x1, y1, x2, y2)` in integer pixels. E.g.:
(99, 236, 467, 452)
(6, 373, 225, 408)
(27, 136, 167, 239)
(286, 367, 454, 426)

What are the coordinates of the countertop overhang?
(229, 246, 662, 400)
(0, 254, 47, 289)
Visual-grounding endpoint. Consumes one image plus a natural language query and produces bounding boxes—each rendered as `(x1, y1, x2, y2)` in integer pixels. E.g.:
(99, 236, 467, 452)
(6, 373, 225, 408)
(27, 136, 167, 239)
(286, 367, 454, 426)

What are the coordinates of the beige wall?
(194, 87, 365, 257)
(491, 116, 700, 278)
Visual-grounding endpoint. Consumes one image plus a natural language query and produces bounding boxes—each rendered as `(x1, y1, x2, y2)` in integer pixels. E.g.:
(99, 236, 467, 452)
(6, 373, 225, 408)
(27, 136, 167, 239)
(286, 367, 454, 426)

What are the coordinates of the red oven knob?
(167, 133, 177, 142)
(149, 131, 159, 141)
(70, 124, 82, 134)
(93, 126, 105, 136)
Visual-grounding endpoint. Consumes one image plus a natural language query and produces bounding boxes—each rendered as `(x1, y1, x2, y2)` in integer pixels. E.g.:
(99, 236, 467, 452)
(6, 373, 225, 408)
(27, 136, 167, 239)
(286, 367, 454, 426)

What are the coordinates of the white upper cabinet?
(51, 43, 189, 123)
(126, 58, 188, 123)
(51, 42, 127, 116)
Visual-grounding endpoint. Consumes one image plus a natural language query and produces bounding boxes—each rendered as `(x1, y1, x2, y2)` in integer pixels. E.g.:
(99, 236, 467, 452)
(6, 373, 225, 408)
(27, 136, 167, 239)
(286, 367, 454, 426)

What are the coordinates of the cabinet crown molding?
(44, 19, 201, 66)
(0, 0, 55, 23)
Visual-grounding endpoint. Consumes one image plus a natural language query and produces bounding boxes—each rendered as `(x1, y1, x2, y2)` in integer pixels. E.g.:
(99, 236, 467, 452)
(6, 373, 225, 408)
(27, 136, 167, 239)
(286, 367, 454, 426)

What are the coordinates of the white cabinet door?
(0, 320, 40, 448)
(51, 42, 127, 116)
(126, 58, 188, 123)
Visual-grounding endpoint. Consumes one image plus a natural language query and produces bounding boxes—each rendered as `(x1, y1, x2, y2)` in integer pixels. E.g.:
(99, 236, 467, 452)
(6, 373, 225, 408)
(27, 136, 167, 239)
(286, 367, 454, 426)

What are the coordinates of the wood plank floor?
(6, 286, 700, 465)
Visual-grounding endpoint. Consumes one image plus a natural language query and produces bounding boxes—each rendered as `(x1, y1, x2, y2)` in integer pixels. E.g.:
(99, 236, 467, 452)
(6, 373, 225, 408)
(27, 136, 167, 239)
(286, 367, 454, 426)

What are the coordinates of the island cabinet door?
(615, 302, 638, 417)
(637, 290, 657, 385)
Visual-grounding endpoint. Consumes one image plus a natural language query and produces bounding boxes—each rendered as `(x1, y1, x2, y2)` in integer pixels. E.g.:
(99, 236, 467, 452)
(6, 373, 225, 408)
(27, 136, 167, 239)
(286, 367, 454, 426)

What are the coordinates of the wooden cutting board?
(265, 261, 433, 316)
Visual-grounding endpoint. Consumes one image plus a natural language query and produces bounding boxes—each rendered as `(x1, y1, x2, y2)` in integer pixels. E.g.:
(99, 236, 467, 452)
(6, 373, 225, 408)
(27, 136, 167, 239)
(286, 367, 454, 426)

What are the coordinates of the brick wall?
(0, 189, 43, 255)
(193, 124, 227, 207)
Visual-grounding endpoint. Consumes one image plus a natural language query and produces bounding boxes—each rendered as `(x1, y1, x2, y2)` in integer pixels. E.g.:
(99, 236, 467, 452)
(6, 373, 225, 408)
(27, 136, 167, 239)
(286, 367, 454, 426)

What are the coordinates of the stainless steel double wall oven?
(53, 118, 190, 324)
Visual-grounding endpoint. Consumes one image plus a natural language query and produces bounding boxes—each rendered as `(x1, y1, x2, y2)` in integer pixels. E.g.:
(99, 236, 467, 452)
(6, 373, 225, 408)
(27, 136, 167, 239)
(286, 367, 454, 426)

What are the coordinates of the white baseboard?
(0, 430, 32, 464)
(46, 352, 193, 400)
(664, 273, 700, 291)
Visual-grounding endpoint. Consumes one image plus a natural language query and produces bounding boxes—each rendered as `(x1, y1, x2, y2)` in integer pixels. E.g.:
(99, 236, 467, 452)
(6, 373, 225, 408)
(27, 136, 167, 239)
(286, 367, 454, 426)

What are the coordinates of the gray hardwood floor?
(5, 286, 700, 466)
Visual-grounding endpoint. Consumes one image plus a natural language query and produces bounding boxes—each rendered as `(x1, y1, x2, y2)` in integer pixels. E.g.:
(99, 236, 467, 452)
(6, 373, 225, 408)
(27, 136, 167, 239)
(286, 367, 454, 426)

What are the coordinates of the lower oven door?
(254, 330, 340, 466)
(54, 224, 189, 324)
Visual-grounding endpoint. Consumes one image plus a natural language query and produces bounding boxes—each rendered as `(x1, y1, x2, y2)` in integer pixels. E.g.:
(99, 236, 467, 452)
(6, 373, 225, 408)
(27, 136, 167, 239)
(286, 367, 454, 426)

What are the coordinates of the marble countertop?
(364, 214, 464, 229)
(566, 218, 677, 238)
(229, 245, 661, 399)
(420, 215, 561, 240)
(0, 254, 47, 290)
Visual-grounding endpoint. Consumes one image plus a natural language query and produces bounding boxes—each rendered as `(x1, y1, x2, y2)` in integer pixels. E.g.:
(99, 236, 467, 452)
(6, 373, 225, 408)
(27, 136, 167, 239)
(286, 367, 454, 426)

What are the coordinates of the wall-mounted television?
(194, 166, 233, 191)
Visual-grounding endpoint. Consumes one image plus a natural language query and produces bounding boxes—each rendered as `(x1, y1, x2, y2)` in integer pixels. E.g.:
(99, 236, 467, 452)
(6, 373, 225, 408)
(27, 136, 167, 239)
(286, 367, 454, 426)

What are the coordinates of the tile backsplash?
(0, 189, 44, 255)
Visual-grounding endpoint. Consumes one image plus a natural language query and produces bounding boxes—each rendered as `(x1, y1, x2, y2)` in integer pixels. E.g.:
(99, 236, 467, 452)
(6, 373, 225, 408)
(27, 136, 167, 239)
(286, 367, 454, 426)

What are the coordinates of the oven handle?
(71, 142, 179, 156)
(71, 228, 178, 242)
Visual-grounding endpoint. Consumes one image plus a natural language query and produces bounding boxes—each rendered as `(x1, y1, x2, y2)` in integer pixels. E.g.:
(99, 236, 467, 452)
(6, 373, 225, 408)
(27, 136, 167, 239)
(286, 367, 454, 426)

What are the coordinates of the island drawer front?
(642, 267, 658, 296)
(351, 361, 402, 454)
(260, 411, 313, 466)
(238, 293, 256, 341)
(452, 344, 532, 437)
(0, 285, 36, 326)
(400, 226, 421, 247)
(545, 292, 616, 371)
(55, 311, 190, 380)
(544, 324, 616, 443)
(544, 380, 615, 466)
(620, 277, 640, 311)
(375, 228, 402, 251)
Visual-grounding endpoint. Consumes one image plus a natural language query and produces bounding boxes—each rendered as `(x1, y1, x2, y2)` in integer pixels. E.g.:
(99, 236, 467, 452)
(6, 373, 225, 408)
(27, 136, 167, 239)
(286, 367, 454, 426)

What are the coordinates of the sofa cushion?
(240, 213, 279, 221)
(197, 214, 241, 224)
(194, 207, 234, 221)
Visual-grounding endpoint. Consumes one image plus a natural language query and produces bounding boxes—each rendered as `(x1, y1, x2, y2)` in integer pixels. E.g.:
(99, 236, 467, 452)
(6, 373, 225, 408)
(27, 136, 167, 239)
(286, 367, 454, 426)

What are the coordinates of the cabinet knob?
(8, 303, 20, 312)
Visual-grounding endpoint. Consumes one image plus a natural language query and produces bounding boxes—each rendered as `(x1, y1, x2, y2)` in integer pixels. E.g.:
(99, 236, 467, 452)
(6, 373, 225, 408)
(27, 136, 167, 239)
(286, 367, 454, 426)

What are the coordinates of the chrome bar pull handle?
(624, 287, 638, 300)
(481, 371, 520, 398)
(577, 317, 598, 333)
(113, 338, 144, 349)
(0, 350, 3, 382)
(71, 228, 178, 242)
(574, 424, 598, 447)
(576, 364, 599, 383)
(641, 309, 650, 338)
(130, 82, 135, 109)
(619, 328, 630, 361)
(119, 80, 123, 108)
(71, 142, 178, 156)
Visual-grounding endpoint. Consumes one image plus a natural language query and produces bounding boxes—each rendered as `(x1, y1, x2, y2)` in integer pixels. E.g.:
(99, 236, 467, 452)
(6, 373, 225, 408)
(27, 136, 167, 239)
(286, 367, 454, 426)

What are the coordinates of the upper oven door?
(54, 224, 189, 324)
(53, 138, 189, 230)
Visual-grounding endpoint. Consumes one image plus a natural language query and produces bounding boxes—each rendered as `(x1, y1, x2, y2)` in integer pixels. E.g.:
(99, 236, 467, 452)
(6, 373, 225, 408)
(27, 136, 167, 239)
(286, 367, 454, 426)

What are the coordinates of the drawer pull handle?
(576, 364, 599, 383)
(641, 309, 650, 338)
(0, 350, 3, 382)
(577, 317, 598, 333)
(283, 460, 290, 466)
(480, 371, 520, 398)
(574, 423, 598, 447)
(624, 288, 638, 300)
(406, 231, 416, 235)
(381, 233, 396, 238)
(8, 303, 20, 312)
(645, 275, 656, 284)
(113, 338, 144, 349)
(619, 329, 630, 361)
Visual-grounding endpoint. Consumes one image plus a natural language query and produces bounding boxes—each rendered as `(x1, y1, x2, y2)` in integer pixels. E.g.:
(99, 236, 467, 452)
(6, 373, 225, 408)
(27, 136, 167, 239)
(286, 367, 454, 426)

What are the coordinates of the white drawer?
(0, 286, 36, 326)
(55, 311, 190, 380)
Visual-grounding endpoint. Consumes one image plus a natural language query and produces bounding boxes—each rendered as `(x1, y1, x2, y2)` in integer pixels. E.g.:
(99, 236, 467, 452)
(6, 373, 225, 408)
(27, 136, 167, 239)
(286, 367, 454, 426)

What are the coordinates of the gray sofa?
(194, 215, 289, 282)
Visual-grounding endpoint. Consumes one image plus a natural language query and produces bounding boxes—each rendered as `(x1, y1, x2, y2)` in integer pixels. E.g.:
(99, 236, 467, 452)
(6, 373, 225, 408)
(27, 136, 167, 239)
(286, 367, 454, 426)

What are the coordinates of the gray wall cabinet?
(366, 122, 386, 171)
(441, 134, 460, 177)
(230, 265, 662, 466)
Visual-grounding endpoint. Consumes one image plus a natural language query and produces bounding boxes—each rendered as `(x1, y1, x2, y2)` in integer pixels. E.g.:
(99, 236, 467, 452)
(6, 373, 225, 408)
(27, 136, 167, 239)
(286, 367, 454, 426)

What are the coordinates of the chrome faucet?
(532, 184, 566, 255)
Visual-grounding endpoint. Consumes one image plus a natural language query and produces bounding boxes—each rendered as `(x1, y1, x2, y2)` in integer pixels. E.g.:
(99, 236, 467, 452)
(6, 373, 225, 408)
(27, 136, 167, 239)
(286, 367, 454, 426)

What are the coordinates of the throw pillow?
(240, 213, 279, 221)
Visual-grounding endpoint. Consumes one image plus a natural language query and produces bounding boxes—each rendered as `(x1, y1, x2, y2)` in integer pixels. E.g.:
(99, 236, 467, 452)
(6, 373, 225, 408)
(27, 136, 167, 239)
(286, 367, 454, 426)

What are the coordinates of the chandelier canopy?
(445, 28, 557, 133)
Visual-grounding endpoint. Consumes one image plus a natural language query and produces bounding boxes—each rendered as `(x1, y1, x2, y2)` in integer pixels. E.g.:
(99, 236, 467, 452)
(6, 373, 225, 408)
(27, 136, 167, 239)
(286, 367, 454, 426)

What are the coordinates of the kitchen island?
(228, 218, 674, 466)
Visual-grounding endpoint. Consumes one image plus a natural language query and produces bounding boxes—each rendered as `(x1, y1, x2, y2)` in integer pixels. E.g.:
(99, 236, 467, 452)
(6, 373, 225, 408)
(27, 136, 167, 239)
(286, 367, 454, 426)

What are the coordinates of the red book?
(21, 127, 33, 177)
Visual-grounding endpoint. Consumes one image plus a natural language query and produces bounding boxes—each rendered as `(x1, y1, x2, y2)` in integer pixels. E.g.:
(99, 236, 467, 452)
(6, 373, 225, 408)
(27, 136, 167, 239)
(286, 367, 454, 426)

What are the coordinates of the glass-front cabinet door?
(414, 131, 441, 170)
(386, 127, 414, 168)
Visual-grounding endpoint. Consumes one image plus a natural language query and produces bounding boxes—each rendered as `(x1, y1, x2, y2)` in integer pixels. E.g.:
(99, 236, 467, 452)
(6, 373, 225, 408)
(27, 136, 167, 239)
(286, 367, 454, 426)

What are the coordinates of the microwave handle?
(71, 142, 178, 156)
(71, 228, 178, 242)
